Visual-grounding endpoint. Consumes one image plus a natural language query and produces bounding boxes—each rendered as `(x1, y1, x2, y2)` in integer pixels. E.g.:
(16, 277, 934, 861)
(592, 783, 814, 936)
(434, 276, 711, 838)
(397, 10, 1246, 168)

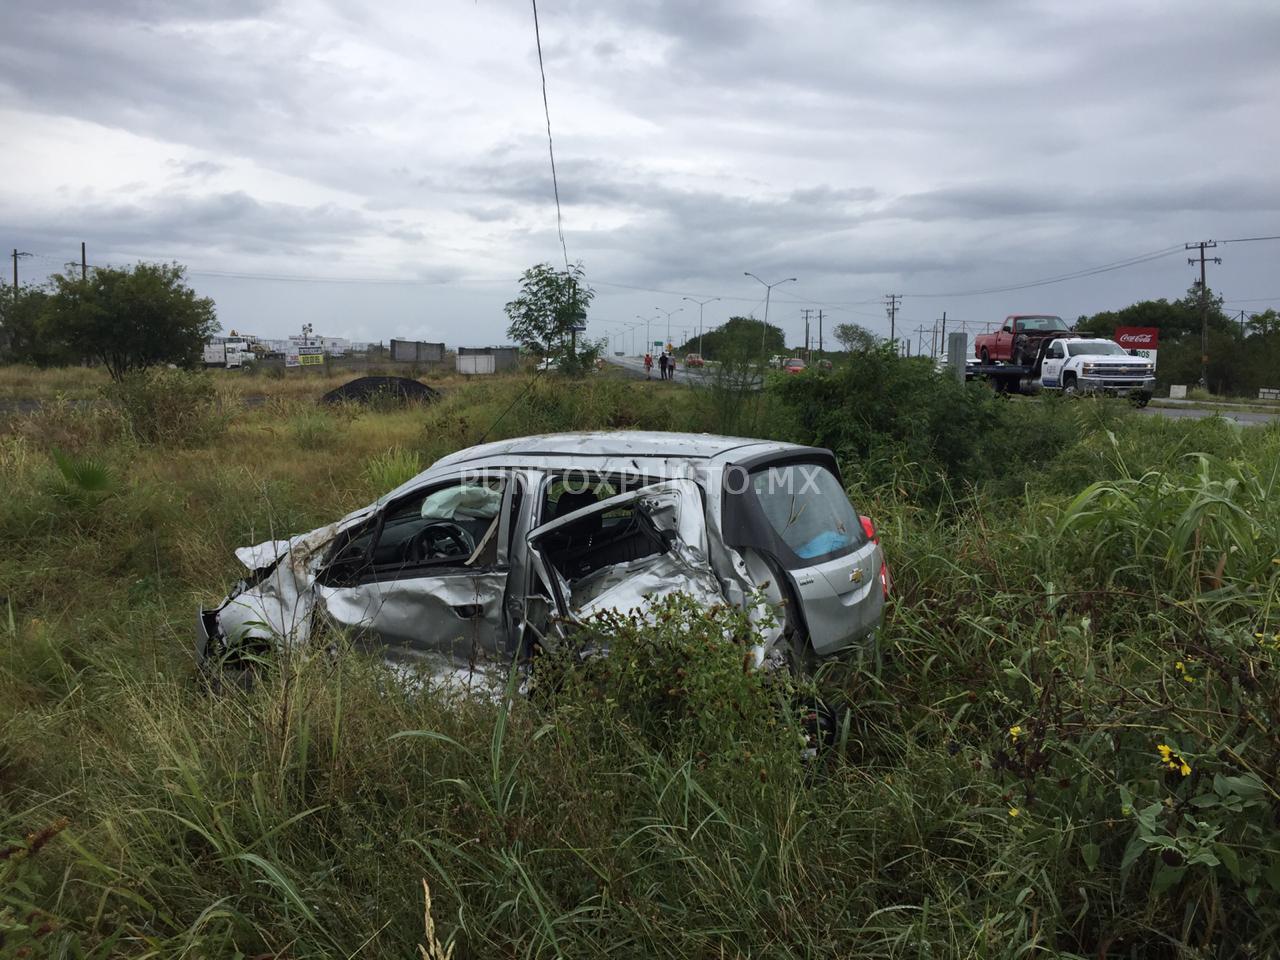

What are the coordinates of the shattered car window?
(750, 464, 863, 561)
(323, 477, 507, 583)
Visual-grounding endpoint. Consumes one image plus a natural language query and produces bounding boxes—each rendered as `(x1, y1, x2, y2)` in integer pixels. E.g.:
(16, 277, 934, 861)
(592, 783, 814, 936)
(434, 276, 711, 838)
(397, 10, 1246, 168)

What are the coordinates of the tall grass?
(1, 360, 1278, 957)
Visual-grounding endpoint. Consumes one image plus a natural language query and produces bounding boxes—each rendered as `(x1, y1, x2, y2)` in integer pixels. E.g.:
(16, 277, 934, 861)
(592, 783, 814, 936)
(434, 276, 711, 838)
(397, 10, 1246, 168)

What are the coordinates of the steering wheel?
(407, 521, 476, 563)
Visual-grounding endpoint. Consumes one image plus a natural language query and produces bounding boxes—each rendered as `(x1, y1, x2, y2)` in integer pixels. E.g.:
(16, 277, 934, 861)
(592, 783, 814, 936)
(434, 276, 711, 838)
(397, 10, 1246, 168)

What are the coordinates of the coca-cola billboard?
(1114, 326, 1158, 369)
(1114, 327, 1158, 349)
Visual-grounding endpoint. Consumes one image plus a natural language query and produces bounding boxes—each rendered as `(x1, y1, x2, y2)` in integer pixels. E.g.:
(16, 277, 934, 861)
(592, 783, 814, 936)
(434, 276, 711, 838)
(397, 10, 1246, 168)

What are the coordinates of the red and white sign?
(1114, 327, 1158, 349)
(1115, 326, 1158, 369)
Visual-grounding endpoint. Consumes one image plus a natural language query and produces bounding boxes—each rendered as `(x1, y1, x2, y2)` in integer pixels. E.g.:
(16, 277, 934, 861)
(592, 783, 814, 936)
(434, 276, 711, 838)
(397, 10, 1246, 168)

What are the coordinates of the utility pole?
(934, 311, 947, 359)
(11, 249, 33, 293)
(1185, 241, 1221, 388)
(81, 241, 87, 280)
(817, 309, 823, 357)
(884, 294, 901, 345)
(801, 309, 812, 360)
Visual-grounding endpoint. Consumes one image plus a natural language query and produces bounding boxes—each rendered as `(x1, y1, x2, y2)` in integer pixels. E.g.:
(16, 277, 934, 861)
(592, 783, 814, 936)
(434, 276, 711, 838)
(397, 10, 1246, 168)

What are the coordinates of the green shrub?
(101, 368, 226, 446)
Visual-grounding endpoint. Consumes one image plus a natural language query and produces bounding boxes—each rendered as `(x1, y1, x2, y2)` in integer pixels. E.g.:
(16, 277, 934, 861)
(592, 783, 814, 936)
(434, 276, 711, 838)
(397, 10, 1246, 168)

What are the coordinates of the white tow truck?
(972, 337, 1156, 406)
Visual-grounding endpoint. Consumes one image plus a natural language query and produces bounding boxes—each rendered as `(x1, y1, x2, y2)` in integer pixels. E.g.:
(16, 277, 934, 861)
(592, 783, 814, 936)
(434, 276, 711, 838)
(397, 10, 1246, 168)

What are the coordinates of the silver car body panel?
(202, 431, 881, 668)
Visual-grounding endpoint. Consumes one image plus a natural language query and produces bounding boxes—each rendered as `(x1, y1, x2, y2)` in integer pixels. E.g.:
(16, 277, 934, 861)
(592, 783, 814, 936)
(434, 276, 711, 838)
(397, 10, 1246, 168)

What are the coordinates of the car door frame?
(1041, 339, 1067, 387)
(312, 470, 518, 660)
(520, 478, 715, 645)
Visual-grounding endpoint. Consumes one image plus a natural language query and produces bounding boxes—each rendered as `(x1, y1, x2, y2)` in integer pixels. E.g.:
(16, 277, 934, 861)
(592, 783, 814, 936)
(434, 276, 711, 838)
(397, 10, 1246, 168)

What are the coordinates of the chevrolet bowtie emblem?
(849, 568, 863, 583)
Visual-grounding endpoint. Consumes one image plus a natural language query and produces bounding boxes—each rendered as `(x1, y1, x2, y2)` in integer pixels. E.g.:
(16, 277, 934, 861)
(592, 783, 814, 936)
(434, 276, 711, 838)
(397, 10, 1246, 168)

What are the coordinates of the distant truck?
(974, 315, 1077, 366)
(203, 339, 253, 369)
(970, 336, 1155, 405)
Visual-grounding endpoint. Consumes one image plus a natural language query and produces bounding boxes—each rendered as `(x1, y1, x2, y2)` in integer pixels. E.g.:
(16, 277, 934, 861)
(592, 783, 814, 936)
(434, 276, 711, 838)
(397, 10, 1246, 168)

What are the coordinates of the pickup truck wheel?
(979, 347, 990, 364)
(1131, 392, 1151, 409)
(1062, 375, 1079, 397)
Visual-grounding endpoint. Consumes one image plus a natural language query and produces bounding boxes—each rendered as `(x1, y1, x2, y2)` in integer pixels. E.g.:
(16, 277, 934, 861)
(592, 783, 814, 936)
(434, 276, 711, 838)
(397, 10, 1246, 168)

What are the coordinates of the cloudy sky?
(2, 0, 1277, 351)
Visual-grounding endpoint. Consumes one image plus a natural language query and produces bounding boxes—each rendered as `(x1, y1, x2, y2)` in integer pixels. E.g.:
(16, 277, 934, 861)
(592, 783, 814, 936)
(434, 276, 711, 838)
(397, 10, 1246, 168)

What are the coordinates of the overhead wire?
(477, 0, 568, 446)
(531, 0, 569, 272)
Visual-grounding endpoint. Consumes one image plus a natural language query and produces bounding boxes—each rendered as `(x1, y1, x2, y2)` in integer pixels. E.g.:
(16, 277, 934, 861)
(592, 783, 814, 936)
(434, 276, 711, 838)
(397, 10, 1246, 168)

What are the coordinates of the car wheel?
(1011, 334, 1029, 366)
(980, 348, 990, 364)
(1131, 392, 1150, 409)
(1062, 375, 1079, 397)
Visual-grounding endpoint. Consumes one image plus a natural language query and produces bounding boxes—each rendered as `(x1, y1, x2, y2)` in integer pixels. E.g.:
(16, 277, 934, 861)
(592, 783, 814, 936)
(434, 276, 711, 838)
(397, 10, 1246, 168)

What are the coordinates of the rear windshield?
(1018, 316, 1068, 332)
(749, 463, 864, 563)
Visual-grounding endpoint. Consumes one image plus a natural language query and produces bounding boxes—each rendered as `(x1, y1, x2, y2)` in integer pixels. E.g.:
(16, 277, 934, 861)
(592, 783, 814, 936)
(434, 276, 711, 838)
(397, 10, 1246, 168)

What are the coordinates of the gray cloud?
(3, 0, 1278, 345)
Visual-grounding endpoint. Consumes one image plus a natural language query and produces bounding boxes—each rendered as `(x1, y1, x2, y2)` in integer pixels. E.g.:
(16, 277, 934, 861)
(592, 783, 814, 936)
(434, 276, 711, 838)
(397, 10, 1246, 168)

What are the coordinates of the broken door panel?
(525, 478, 725, 625)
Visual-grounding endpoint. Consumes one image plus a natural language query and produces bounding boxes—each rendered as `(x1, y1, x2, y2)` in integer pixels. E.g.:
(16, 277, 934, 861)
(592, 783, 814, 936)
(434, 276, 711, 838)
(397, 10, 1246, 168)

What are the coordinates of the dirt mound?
(320, 376, 441, 406)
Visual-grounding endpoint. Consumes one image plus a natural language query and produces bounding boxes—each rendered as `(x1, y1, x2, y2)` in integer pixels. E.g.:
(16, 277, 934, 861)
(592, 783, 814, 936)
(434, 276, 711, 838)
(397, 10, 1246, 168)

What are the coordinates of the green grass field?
(2, 362, 1278, 958)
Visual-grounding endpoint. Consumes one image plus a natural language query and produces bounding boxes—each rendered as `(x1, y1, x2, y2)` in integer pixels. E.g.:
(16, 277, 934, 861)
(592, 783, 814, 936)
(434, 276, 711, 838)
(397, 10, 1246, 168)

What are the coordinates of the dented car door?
(523, 478, 725, 640)
(311, 474, 515, 663)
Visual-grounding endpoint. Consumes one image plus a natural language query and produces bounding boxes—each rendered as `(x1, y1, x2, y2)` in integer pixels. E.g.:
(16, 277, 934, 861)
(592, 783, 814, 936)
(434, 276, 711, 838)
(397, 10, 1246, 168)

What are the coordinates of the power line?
(530, 0, 569, 271)
(1220, 235, 1280, 244)
(905, 246, 1184, 298)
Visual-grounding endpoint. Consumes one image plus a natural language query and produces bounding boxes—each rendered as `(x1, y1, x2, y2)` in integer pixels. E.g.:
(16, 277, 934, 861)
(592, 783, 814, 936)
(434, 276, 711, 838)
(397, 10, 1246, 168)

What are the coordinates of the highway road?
(603, 356, 1280, 424)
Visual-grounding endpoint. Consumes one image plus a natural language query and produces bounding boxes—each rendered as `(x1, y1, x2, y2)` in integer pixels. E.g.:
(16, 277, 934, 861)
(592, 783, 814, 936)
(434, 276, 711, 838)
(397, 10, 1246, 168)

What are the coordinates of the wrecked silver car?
(197, 431, 889, 674)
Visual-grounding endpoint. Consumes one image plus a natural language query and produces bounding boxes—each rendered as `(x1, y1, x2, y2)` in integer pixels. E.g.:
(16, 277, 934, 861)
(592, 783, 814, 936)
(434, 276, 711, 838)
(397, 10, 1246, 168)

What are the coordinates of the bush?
(102, 368, 226, 446)
(770, 347, 1002, 497)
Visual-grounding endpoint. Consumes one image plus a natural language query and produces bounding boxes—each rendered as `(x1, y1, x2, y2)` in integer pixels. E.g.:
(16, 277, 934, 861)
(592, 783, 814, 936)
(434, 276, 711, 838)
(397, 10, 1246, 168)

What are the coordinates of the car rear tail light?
(860, 515, 877, 541)
(860, 514, 890, 600)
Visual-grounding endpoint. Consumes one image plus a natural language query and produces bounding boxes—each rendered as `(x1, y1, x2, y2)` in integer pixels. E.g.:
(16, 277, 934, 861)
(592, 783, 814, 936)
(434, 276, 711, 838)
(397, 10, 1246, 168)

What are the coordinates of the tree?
(1076, 284, 1232, 344)
(43, 262, 218, 380)
(0, 285, 66, 366)
(504, 262, 595, 365)
(1246, 308, 1279, 337)
(832, 322, 880, 353)
(673, 316, 784, 361)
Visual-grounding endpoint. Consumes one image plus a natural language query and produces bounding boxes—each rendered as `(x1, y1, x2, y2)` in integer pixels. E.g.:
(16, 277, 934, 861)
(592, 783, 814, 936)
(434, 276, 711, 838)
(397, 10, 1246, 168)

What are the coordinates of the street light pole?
(654, 306, 683, 351)
(635, 314, 652, 355)
(744, 273, 797, 358)
(682, 296, 719, 358)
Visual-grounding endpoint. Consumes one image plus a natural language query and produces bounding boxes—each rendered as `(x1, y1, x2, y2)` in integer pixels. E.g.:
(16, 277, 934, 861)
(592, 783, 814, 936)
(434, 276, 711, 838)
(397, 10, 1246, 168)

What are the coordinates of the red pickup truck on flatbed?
(974, 315, 1077, 366)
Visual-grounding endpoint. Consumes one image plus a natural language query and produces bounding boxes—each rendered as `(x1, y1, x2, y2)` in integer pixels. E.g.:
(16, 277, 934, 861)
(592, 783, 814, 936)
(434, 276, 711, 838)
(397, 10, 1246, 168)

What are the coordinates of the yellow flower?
(1009, 725, 1022, 741)
(1179, 760, 1192, 777)
(1156, 744, 1173, 762)
(1175, 661, 1184, 671)
(1008, 807, 1020, 818)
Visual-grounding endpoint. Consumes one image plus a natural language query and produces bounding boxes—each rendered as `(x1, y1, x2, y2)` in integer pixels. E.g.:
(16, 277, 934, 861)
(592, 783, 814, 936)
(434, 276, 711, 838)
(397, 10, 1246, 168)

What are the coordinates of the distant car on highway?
(685, 353, 706, 368)
(783, 358, 807, 375)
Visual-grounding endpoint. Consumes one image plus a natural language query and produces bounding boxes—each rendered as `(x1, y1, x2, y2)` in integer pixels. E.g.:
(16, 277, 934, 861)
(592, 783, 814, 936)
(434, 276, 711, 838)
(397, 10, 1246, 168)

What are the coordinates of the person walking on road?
(643, 353, 653, 379)
(658, 352, 669, 380)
